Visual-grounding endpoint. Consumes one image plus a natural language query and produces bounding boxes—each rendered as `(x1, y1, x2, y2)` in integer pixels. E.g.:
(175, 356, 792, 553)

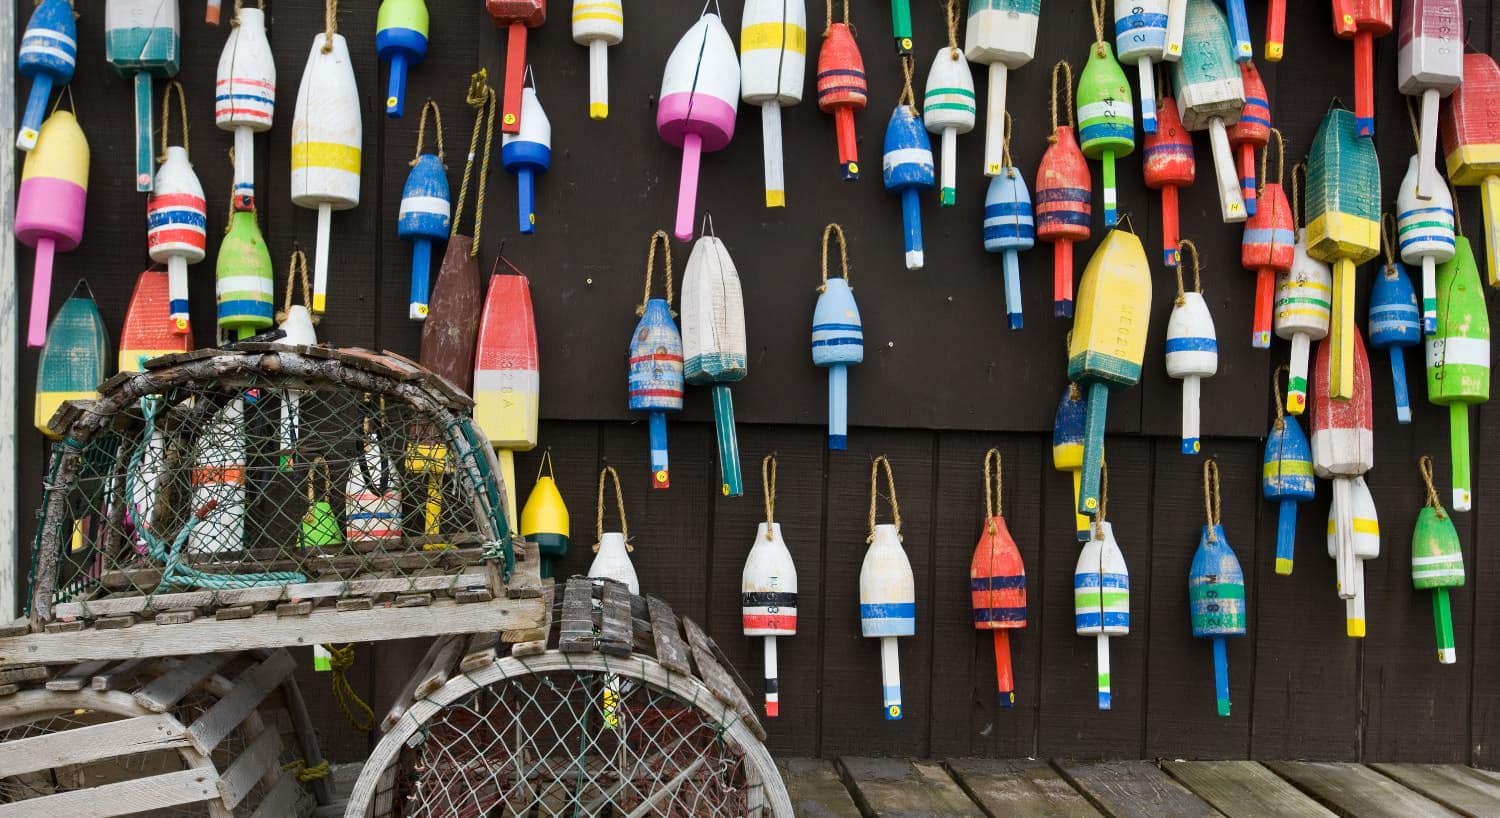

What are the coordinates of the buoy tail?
(1239, 142, 1258, 216)
(763, 636, 780, 717)
(502, 22, 528, 134)
(1053, 240, 1075, 318)
(762, 102, 786, 207)
(1078, 383, 1109, 517)
(1264, 0, 1285, 60)
(1390, 348, 1412, 424)
(1353, 33, 1374, 137)
(386, 53, 409, 118)
(1275, 499, 1296, 575)
(880, 636, 903, 720)
(900, 189, 924, 270)
(828, 365, 848, 450)
(410, 237, 432, 321)
(674, 134, 703, 241)
(712, 385, 743, 497)
(649, 411, 670, 490)
(1481, 177, 1500, 288)
(1096, 634, 1112, 710)
(1003, 250, 1023, 330)
(133, 73, 156, 192)
(1212, 637, 1231, 716)
(1225, 0, 1253, 61)
(1422, 255, 1438, 336)
(1287, 332, 1311, 414)
(983, 63, 1008, 177)
(1434, 588, 1456, 664)
(1207, 120, 1246, 222)
(1252, 267, 1274, 348)
(28, 237, 56, 349)
(17, 76, 53, 151)
(993, 631, 1014, 709)
(1161, 186, 1180, 267)
(1102, 150, 1118, 228)
(1330, 258, 1357, 398)
(1451, 403, 1472, 512)
(1137, 61, 1158, 135)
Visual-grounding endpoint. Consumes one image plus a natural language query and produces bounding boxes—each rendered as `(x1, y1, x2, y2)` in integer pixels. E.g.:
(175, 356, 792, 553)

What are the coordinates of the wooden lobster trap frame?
(1, 346, 544, 667)
(0, 649, 330, 817)
(346, 578, 792, 818)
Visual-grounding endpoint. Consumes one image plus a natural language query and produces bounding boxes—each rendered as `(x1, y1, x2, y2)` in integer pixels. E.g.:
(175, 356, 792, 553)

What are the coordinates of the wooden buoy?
(860, 456, 915, 721)
(1425, 228, 1489, 512)
(216, 2, 275, 209)
(400, 102, 450, 321)
(890, 0, 914, 55)
(572, 0, 622, 120)
(1440, 52, 1500, 288)
(347, 413, 402, 544)
(1324, 474, 1378, 637)
(1307, 106, 1381, 400)
(1312, 325, 1374, 636)
(983, 155, 1035, 330)
(1189, 459, 1246, 717)
(475, 260, 539, 527)
(1277, 164, 1333, 415)
(971, 449, 1026, 708)
(189, 397, 246, 554)
(106, 0, 181, 191)
(964, 0, 1039, 177)
(1070, 227, 1151, 516)
(743, 454, 797, 717)
(16, 0, 76, 152)
(812, 224, 863, 451)
(1171, 0, 1246, 223)
(1398, 0, 1462, 199)
(924, 44, 976, 207)
(291, 7, 363, 316)
(147, 81, 206, 337)
(1398, 155, 1455, 335)
(120, 269, 192, 376)
(816, 3, 867, 181)
(1074, 463, 1128, 710)
(1163, 0, 1187, 61)
(18, 107, 88, 349)
(1166, 240, 1218, 455)
(300, 457, 342, 548)
(742, 0, 806, 207)
(1262, 367, 1314, 575)
(1223, 0, 1254, 60)
(275, 249, 318, 455)
(589, 465, 639, 592)
(1077, 2, 1134, 228)
(1227, 61, 1270, 217)
(1331, 0, 1392, 137)
(1113, 0, 1167, 134)
(629, 231, 685, 490)
(1144, 95, 1195, 268)
(1242, 129, 1294, 349)
(1369, 215, 1421, 424)
(502, 84, 551, 234)
(1265, 0, 1286, 61)
(658, 10, 740, 241)
(683, 222, 747, 497)
(520, 451, 570, 578)
(1052, 381, 1091, 541)
(35, 287, 108, 439)
(1413, 455, 1464, 664)
(883, 102, 935, 270)
(377, 0, 429, 118)
(1035, 62, 1091, 317)
(486, 0, 546, 135)
(215, 206, 275, 342)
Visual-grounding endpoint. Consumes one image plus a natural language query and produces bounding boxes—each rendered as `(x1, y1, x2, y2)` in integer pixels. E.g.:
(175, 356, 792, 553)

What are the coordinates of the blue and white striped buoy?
(812, 224, 864, 451)
(882, 105, 935, 270)
(1075, 520, 1129, 710)
(398, 150, 450, 321)
(983, 169, 1035, 329)
(502, 85, 552, 234)
(861, 513, 915, 719)
(1397, 154, 1455, 335)
(1166, 272, 1218, 455)
(16, 0, 76, 152)
(1368, 258, 1421, 424)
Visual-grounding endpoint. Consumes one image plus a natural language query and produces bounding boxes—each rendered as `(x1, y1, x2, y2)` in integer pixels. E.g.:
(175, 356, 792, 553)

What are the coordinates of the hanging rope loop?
(1451, 182, 1465, 235)
(1175, 239, 1201, 304)
(1092, 457, 1109, 538)
(595, 465, 631, 550)
(1261, 128, 1284, 189)
(1381, 212, 1398, 277)
(1203, 459, 1222, 540)
(983, 448, 1003, 532)
(1089, 0, 1106, 44)
(536, 449, 556, 481)
(762, 454, 778, 534)
(1049, 61, 1074, 137)
(1419, 455, 1446, 518)
(899, 55, 917, 109)
(1291, 163, 1306, 229)
(159, 79, 189, 158)
(452, 70, 496, 255)
(945, 0, 960, 56)
(867, 455, 902, 542)
(322, 0, 339, 52)
(1272, 364, 1288, 429)
(823, 0, 849, 34)
(819, 223, 852, 290)
(1002, 111, 1014, 170)
(413, 99, 446, 165)
(638, 230, 676, 316)
(277, 247, 319, 324)
(305, 455, 332, 503)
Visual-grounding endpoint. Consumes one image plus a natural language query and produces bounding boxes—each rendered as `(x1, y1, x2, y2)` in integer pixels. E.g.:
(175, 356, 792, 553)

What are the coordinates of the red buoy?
(1035, 63, 1091, 319)
(816, 5, 867, 181)
(1144, 96, 1195, 268)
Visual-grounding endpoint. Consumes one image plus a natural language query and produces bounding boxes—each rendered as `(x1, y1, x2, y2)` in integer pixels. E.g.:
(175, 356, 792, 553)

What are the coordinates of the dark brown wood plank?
(945, 758, 1102, 817)
(838, 757, 983, 818)
(1056, 760, 1222, 818)
(777, 758, 861, 818)
(1369, 764, 1500, 818)
(1469, 401, 1500, 767)
(1163, 761, 1336, 818)
(1264, 762, 1460, 817)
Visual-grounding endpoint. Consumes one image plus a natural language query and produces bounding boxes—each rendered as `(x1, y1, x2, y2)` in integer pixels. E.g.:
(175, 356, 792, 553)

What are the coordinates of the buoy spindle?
(17, 110, 89, 349)
(106, 0, 182, 192)
(742, 0, 807, 208)
(1163, 0, 1187, 61)
(16, 0, 76, 153)
(487, 0, 547, 134)
(377, 0, 430, 119)
(964, 0, 1039, 177)
(1265, 0, 1286, 60)
(573, 0, 623, 119)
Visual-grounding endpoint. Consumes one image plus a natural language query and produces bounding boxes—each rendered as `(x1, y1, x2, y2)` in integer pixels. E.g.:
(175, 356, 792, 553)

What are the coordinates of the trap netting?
(29, 347, 513, 624)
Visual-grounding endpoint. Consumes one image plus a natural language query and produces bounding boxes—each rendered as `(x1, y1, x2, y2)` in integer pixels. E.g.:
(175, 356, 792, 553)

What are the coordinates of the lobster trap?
(5, 346, 544, 666)
(346, 578, 791, 818)
(0, 649, 330, 817)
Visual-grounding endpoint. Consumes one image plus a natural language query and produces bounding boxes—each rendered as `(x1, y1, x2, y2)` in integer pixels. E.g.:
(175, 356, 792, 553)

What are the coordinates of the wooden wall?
(13, 0, 1500, 764)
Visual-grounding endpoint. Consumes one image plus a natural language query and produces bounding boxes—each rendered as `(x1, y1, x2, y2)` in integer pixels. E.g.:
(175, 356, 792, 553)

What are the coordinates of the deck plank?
(1163, 761, 1336, 817)
(946, 758, 1102, 817)
(777, 758, 861, 818)
(1264, 762, 1460, 817)
(1369, 763, 1500, 817)
(1056, 759, 1222, 818)
(840, 757, 984, 817)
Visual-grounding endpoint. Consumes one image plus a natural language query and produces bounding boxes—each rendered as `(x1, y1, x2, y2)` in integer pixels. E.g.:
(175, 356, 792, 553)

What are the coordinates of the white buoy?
(963, 0, 1038, 177)
(573, 0, 623, 119)
(291, 30, 362, 316)
(1166, 246, 1218, 455)
(924, 48, 976, 207)
(147, 143, 207, 336)
(346, 431, 402, 543)
(743, 518, 797, 718)
(215, 5, 275, 209)
(188, 398, 246, 555)
(741, 0, 806, 207)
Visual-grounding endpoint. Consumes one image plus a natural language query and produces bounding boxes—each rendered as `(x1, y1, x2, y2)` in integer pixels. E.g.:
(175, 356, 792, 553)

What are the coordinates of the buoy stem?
(1163, 0, 1188, 61)
(409, 237, 432, 321)
(206, 0, 223, 25)
(1102, 150, 1118, 227)
(763, 636, 780, 717)
(834, 107, 859, 180)
(1180, 375, 1200, 455)
(1096, 634, 1112, 710)
(1416, 89, 1441, 201)
(712, 384, 743, 497)
(648, 411, 670, 489)
(1274, 499, 1296, 575)
(1287, 332, 1310, 414)
(1225, 0, 1252, 61)
(880, 636, 903, 720)
(1329, 258, 1356, 399)
(1079, 382, 1110, 516)
(1239, 141, 1258, 216)
(1353, 33, 1374, 137)
(499, 448, 518, 531)
(1264, 0, 1286, 61)
(314, 202, 332, 315)
(1421, 255, 1438, 335)
(27, 237, 56, 349)
(983, 63, 1008, 177)
(423, 469, 443, 541)
(1053, 240, 1075, 318)
(1072, 469, 1089, 542)
(517, 168, 536, 234)
(1434, 588, 1456, 664)
(940, 127, 958, 207)
(134, 72, 157, 192)
(993, 631, 1014, 709)
(1346, 563, 1366, 637)
(1333, 478, 1356, 599)
(900, 189, 924, 270)
(1161, 185, 1180, 268)
(1252, 267, 1274, 348)
(761, 102, 786, 208)
(387, 52, 409, 119)
(1207, 118, 1246, 222)
(1451, 403, 1472, 512)
(1212, 637, 1230, 717)
(674, 133, 703, 242)
(1481, 176, 1500, 287)
(828, 365, 848, 450)
(168, 254, 192, 335)
(1389, 347, 1411, 425)
(17, 75, 53, 151)
(1137, 60, 1157, 135)
(889, 0, 913, 55)
(502, 22, 528, 135)
(234, 127, 256, 210)
(589, 40, 610, 120)
(1002, 250, 1023, 330)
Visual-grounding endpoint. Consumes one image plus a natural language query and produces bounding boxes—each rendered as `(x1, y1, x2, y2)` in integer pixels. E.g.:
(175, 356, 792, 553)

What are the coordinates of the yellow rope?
(945, 0, 960, 56)
(453, 70, 497, 255)
(277, 247, 317, 323)
(283, 759, 331, 782)
(1203, 459, 1222, 540)
(322, 643, 374, 731)
(824, 0, 849, 34)
(1272, 364, 1288, 430)
(638, 230, 675, 316)
(1175, 239, 1201, 304)
(413, 99, 445, 165)
(762, 453, 777, 533)
(1050, 62, 1074, 137)
(982, 448, 1002, 531)
(595, 465, 631, 549)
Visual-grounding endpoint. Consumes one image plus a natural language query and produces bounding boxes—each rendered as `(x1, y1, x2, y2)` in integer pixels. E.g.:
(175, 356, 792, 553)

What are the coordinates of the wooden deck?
(778, 758, 1500, 817)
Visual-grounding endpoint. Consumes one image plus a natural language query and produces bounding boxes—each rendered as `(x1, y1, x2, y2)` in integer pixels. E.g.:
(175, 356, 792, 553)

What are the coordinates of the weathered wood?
(505, 539, 545, 599)
(249, 774, 311, 818)
(0, 713, 188, 778)
(510, 579, 555, 658)
(838, 757, 983, 817)
(412, 636, 464, 701)
(777, 758, 862, 818)
(1163, 761, 1336, 818)
(1264, 762, 1460, 817)
(278, 673, 333, 807)
(1056, 760, 1223, 818)
(1369, 764, 1500, 817)
(0, 596, 544, 666)
(134, 654, 236, 713)
(682, 615, 765, 741)
(599, 579, 633, 657)
(156, 609, 198, 626)
(0, 767, 221, 817)
(460, 631, 500, 673)
(945, 758, 1103, 817)
(216, 723, 283, 810)
(43, 660, 111, 692)
(647, 594, 692, 676)
(94, 615, 136, 630)
(558, 577, 596, 653)
(214, 605, 257, 621)
(92, 658, 149, 692)
(187, 650, 296, 755)
(0, 665, 47, 686)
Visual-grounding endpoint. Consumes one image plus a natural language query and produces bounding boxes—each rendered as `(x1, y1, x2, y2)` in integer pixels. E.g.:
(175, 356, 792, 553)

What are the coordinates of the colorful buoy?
(1143, 96, 1195, 268)
(816, 3, 867, 181)
(1312, 325, 1375, 637)
(190, 397, 247, 554)
(501, 84, 551, 234)
(964, 0, 1038, 176)
(215, 206, 275, 342)
(486, 0, 547, 135)
(1113, 0, 1167, 134)
(1413, 455, 1464, 664)
(1075, 468, 1128, 711)
(275, 250, 318, 457)
(1166, 241, 1218, 455)
(812, 224, 863, 451)
(1262, 368, 1314, 575)
(106, 0, 181, 191)
(1076, 7, 1134, 229)
(1172, 0, 1246, 223)
(1439, 52, 1500, 288)
(1241, 129, 1294, 349)
(682, 223, 747, 497)
(1397, 155, 1455, 336)
(35, 287, 108, 439)
(399, 102, 450, 322)
(742, 0, 806, 207)
(659, 11, 740, 242)
(520, 451, 570, 578)
(120, 269, 192, 377)
(377, 0, 429, 118)
(1398, 0, 1462, 200)
(924, 47, 976, 207)
(16, 0, 76, 152)
(1324, 475, 1379, 637)
(1052, 381, 1091, 542)
(1425, 231, 1489, 512)
(573, 0, 623, 119)
(628, 231, 685, 490)
(18, 108, 89, 349)
(743, 454, 797, 717)
(983, 162, 1035, 330)
(1227, 61, 1270, 217)
(1265, 0, 1286, 61)
(883, 103, 935, 270)
(1368, 216, 1422, 424)
(215, 2, 275, 210)
(300, 458, 341, 549)
(1277, 165, 1333, 415)
(347, 417, 402, 544)
(972, 449, 1027, 708)
(147, 82, 206, 337)
(861, 456, 915, 721)
(1036, 62, 1091, 317)
(1331, 0, 1392, 137)
(475, 263, 539, 527)
(1189, 460, 1246, 717)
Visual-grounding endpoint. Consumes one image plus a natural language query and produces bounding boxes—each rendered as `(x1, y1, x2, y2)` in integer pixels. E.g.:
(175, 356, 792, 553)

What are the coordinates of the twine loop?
(899, 55, 917, 109)
(638, 230, 676, 316)
(867, 455, 902, 543)
(1381, 212, 1398, 277)
(945, 0, 960, 56)
(983, 448, 1003, 532)
(819, 224, 852, 290)
(1002, 111, 1014, 170)
(1050, 62, 1075, 136)
(595, 465, 631, 550)
(231, 0, 265, 19)
(1291, 163, 1306, 229)
(159, 80, 189, 158)
(823, 0, 850, 34)
(305, 455, 332, 503)
(1419, 455, 1446, 518)
(322, 0, 339, 52)
(1203, 459, 1222, 540)
(1090, 0, 1106, 43)
(1175, 239, 1202, 304)
(1272, 364, 1288, 429)
(1260, 128, 1284, 190)
(536, 449, 556, 481)
(1451, 182, 1464, 235)
(412, 100, 445, 165)
(453, 71, 497, 255)
(277, 247, 319, 324)
(1092, 457, 1109, 538)
(1406, 96, 1421, 147)
(762, 454, 777, 534)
